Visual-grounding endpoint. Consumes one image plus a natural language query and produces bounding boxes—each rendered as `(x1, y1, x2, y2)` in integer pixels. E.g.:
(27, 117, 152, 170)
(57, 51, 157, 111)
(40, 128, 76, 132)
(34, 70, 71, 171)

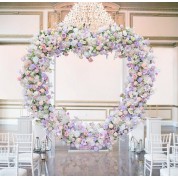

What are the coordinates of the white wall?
(56, 52, 123, 102)
(148, 47, 178, 105)
(0, 45, 26, 99)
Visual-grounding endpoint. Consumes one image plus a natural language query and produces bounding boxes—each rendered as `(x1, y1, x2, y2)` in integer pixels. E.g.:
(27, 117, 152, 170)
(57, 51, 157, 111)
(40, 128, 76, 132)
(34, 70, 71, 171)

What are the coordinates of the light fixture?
(62, 2, 115, 32)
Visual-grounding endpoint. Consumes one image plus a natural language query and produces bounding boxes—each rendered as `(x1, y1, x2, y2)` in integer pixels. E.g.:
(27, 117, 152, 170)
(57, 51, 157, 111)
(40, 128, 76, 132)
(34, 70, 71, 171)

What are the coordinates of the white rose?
(114, 132, 118, 137)
(109, 124, 114, 129)
(33, 91, 39, 96)
(118, 111, 123, 116)
(74, 131, 80, 138)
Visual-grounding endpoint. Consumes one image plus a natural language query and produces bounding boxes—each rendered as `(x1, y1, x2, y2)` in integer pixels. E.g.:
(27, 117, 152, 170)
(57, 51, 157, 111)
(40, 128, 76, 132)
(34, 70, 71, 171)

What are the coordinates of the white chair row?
(160, 145, 178, 176)
(0, 145, 27, 176)
(144, 133, 178, 176)
(0, 133, 41, 176)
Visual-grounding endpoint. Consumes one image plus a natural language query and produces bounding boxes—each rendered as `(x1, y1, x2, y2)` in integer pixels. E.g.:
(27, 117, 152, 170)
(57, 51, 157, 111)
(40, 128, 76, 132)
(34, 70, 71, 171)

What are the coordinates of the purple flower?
(139, 103, 143, 107)
(134, 66, 139, 71)
(121, 105, 127, 110)
(103, 124, 108, 130)
(93, 137, 97, 141)
(94, 146, 99, 151)
(47, 29, 51, 35)
(49, 107, 53, 112)
(81, 140, 87, 145)
(127, 57, 132, 61)
(77, 42, 82, 47)
(42, 119, 47, 126)
(39, 106, 43, 110)
(134, 41, 139, 47)
(88, 133, 92, 137)
(41, 73, 48, 80)
(29, 64, 36, 70)
(137, 77, 143, 83)
(62, 33, 66, 38)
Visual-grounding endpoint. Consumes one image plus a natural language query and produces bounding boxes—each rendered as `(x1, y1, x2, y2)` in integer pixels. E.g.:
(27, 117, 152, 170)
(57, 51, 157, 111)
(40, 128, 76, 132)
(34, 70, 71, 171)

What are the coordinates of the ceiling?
(0, 2, 178, 11)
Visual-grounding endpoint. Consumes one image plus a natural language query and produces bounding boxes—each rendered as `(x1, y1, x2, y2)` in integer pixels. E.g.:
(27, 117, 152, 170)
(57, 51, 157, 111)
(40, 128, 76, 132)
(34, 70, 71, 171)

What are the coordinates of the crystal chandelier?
(62, 2, 115, 32)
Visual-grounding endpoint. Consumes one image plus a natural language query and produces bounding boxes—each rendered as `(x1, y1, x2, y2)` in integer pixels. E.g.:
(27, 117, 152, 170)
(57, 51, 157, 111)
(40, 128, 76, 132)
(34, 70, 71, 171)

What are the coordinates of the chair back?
(150, 133, 171, 154)
(151, 133, 171, 144)
(0, 144, 19, 176)
(12, 134, 33, 154)
(169, 145, 178, 165)
(165, 145, 178, 176)
(0, 133, 10, 146)
(173, 133, 178, 146)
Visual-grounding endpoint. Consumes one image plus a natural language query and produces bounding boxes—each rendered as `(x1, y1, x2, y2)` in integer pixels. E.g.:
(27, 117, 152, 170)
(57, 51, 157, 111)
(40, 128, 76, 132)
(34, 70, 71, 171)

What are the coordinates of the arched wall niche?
(48, 2, 125, 29)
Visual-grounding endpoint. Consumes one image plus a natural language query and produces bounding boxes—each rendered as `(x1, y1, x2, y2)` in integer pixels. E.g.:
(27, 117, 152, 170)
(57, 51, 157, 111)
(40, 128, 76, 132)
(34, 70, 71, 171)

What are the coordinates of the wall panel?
(0, 45, 27, 99)
(147, 47, 177, 105)
(130, 13, 178, 40)
(0, 12, 43, 38)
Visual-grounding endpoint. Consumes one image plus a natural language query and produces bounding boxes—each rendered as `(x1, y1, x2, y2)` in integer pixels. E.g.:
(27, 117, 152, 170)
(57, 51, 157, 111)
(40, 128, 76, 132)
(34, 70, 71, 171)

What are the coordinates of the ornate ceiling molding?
(0, 2, 178, 11)
(48, 2, 123, 29)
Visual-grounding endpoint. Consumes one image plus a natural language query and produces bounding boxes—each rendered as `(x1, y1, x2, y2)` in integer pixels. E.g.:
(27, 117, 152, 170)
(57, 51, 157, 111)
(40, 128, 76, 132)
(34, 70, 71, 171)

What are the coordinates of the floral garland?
(19, 23, 158, 151)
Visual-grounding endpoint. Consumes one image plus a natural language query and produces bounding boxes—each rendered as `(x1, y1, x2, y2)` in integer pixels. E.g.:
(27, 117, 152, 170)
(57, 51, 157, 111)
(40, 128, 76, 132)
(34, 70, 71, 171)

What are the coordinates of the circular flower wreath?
(19, 23, 158, 151)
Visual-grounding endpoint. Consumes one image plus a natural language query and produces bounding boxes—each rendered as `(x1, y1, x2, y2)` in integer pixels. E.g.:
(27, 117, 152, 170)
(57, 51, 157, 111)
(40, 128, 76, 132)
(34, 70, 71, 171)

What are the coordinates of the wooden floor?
(37, 126, 178, 176)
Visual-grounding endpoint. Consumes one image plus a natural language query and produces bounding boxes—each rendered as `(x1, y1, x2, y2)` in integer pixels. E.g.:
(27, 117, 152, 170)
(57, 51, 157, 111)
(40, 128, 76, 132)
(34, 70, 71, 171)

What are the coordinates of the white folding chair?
(168, 133, 178, 163)
(0, 133, 10, 163)
(173, 133, 178, 146)
(0, 133, 10, 146)
(0, 145, 27, 176)
(160, 145, 178, 176)
(12, 133, 41, 176)
(144, 133, 171, 176)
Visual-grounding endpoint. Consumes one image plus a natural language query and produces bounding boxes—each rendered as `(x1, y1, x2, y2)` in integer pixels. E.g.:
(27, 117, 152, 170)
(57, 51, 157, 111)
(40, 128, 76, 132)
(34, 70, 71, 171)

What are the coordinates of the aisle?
(46, 136, 145, 176)
(43, 126, 178, 176)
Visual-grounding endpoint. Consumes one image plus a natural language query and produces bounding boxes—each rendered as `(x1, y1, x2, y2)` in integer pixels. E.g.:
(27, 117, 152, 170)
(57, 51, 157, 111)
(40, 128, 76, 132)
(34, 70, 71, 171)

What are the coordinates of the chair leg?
(144, 158, 146, 176)
(149, 162, 153, 176)
(38, 160, 41, 176)
(31, 163, 34, 176)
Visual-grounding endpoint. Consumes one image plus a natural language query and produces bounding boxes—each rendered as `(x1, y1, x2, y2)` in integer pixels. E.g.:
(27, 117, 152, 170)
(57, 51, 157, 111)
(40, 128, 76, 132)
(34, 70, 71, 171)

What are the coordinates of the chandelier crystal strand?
(62, 2, 115, 32)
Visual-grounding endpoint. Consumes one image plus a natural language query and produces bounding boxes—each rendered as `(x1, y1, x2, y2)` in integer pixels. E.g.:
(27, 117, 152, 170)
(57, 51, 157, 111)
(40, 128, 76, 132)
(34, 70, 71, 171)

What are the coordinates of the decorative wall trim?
(55, 100, 120, 107)
(0, 2, 178, 12)
(0, 99, 177, 122)
(146, 37, 178, 41)
(0, 11, 43, 35)
(1, 99, 178, 108)
(150, 42, 178, 48)
(0, 34, 33, 38)
(0, 41, 30, 45)
(130, 13, 178, 41)
(0, 99, 23, 108)
(48, 11, 60, 29)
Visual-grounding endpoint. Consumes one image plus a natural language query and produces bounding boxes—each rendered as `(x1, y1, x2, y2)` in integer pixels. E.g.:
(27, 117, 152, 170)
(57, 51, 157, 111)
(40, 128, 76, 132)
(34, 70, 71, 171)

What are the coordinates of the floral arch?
(19, 20, 157, 151)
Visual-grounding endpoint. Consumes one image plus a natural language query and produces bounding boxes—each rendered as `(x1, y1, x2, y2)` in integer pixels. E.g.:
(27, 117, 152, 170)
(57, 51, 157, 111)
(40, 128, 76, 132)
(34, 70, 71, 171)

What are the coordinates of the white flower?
(114, 132, 118, 137)
(109, 124, 114, 129)
(74, 131, 80, 138)
(123, 30, 127, 36)
(33, 91, 39, 96)
(118, 111, 123, 116)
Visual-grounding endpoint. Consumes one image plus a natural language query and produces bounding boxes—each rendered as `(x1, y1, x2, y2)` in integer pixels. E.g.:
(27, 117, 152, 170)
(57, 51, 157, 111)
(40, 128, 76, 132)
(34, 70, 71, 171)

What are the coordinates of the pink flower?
(40, 88, 45, 93)
(87, 57, 93, 62)
(64, 131, 69, 137)
(17, 76, 21, 81)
